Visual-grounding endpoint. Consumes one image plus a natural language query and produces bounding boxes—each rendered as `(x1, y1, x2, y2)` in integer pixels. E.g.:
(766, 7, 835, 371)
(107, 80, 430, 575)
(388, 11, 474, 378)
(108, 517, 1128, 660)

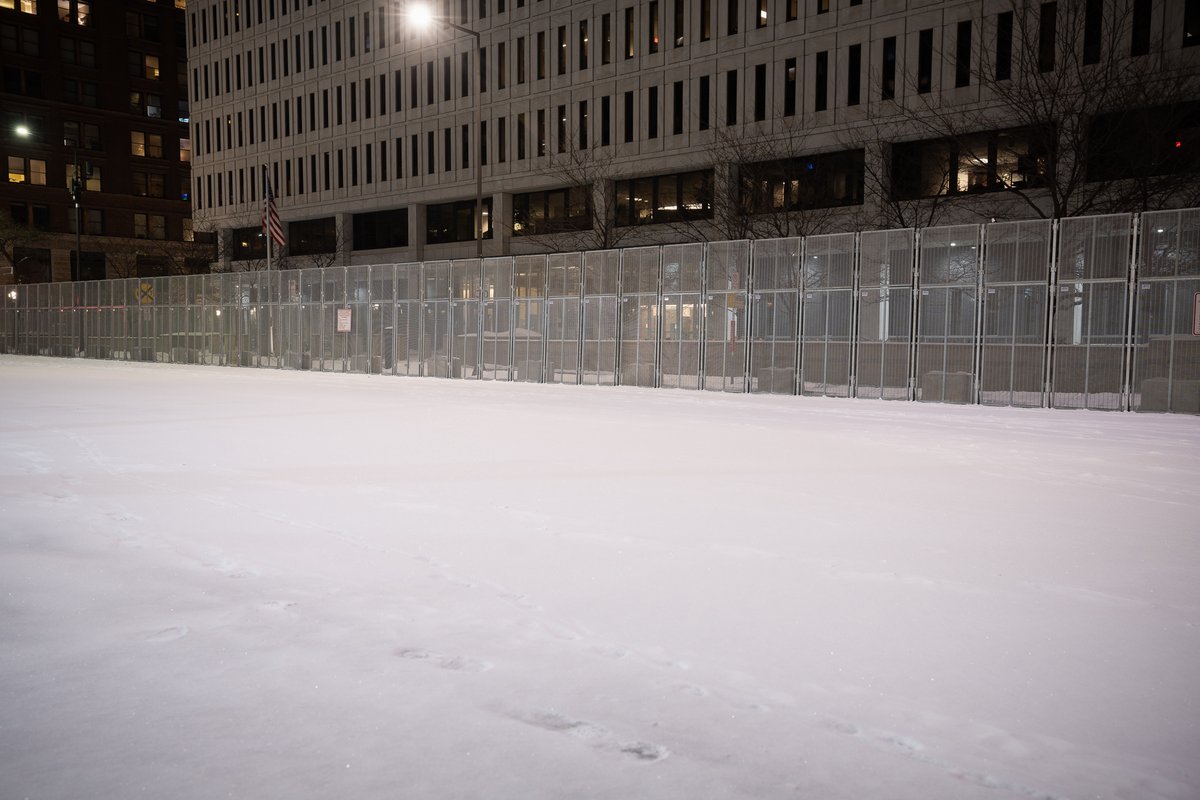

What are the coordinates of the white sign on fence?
(336, 308, 352, 333)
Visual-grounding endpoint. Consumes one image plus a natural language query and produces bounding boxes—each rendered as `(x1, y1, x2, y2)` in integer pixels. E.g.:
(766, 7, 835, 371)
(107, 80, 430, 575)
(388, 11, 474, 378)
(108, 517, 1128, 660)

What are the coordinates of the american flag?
(261, 166, 285, 249)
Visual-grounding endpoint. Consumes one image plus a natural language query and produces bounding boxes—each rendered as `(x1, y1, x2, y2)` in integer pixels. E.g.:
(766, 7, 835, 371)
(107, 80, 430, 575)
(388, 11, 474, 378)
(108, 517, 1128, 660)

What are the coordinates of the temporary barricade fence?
(2, 209, 1199, 414)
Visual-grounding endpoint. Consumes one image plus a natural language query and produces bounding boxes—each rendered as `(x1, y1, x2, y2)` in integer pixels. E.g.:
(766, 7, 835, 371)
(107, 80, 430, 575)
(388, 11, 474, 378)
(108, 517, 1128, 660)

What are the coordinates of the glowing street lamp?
(406, 2, 485, 259)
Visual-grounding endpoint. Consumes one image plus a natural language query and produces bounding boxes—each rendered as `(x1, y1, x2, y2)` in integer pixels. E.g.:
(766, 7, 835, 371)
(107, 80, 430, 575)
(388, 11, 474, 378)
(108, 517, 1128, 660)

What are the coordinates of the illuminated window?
(7, 156, 26, 183)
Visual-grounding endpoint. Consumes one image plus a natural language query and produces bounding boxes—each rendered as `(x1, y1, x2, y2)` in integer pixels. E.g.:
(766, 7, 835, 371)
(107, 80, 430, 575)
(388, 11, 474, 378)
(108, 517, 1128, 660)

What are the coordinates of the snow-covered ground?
(1, 355, 1197, 800)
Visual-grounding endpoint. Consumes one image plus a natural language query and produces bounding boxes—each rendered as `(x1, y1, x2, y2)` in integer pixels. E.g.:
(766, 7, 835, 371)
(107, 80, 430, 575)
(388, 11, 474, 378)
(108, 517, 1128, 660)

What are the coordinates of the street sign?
(136, 282, 154, 305)
(336, 307, 352, 333)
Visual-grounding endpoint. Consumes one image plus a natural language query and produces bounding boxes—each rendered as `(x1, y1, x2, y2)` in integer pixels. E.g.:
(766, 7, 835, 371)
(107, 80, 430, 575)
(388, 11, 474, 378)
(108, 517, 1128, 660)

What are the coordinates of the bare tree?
(0, 214, 45, 277)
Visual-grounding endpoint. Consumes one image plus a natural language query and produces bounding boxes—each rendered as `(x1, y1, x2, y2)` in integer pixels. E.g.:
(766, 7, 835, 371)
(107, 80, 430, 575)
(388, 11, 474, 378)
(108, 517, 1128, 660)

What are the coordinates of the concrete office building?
(188, 0, 1200, 268)
(1, 0, 210, 285)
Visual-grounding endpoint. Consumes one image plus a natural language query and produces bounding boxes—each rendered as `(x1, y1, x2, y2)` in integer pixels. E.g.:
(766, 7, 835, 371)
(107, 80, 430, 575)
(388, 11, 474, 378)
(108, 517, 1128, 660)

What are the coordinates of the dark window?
(955, 21, 971, 88)
(673, 81, 684, 135)
(649, 1, 660, 53)
(288, 217, 337, 255)
(353, 208, 408, 249)
(699, 74, 710, 130)
(847, 45, 861, 106)
(557, 26, 566, 74)
(995, 11, 1013, 80)
(1130, 0, 1151, 57)
(648, 86, 658, 138)
(1083, 0, 1102, 64)
(513, 186, 591, 235)
(917, 28, 933, 93)
(614, 169, 714, 226)
(814, 51, 828, 112)
(726, 70, 737, 125)
(1186, 0, 1200, 47)
(754, 63, 766, 121)
(700, 0, 711, 41)
(740, 149, 865, 212)
(784, 58, 797, 116)
(425, 198, 493, 244)
(674, 0, 684, 46)
(1087, 102, 1200, 182)
(579, 22, 588, 69)
(882, 36, 896, 99)
(601, 14, 611, 64)
(1038, 3, 1056, 73)
(624, 90, 634, 142)
(727, 0, 738, 35)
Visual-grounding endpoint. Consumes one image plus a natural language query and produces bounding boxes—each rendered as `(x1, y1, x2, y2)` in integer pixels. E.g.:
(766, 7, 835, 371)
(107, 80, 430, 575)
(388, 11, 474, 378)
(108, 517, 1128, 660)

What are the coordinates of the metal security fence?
(3, 209, 1199, 414)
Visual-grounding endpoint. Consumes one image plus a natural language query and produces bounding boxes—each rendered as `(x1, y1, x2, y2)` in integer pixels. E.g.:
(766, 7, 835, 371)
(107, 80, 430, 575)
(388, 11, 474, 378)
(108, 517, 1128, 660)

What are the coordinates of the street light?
(13, 124, 83, 281)
(406, 2, 485, 259)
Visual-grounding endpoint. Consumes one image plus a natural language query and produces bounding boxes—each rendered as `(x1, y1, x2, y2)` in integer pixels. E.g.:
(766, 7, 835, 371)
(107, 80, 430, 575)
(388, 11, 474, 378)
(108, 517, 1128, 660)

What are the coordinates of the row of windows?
(8, 201, 186, 242)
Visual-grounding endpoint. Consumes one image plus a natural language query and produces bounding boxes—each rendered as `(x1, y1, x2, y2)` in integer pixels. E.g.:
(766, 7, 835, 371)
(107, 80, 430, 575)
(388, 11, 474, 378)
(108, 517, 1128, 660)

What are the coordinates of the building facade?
(188, 0, 1200, 268)
(1, 0, 207, 285)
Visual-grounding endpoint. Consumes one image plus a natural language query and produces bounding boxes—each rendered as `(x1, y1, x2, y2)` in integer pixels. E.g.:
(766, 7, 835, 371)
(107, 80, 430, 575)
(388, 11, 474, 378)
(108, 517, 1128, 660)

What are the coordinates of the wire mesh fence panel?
(980, 220, 1051, 407)
(801, 233, 855, 397)
(421, 301, 451, 377)
(1132, 209, 1200, 413)
(513, 255, 547, 383)
(856, 229, 914, 400)
(619, 246, 662, 387)
(916, 225, 981, 404)
(547, 253, 583, 384)
(481, 256, 513, 380)
(660, 244, 703, 389)
(582, 250, 620, 385)
(703, 240, 750, 392)
(1051, 214, 1133, 410)
(450, 259, 482, 380)
(748, 238, 801, 394)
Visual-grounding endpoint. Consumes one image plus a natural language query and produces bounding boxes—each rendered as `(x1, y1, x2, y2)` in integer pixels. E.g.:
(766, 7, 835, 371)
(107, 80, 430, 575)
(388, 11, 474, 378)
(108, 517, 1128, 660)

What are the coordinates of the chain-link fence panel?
(546, 252, 583, 384)
(660, 244, 703, 389)
(582, 249, 620, 386)
(1051, 214, 1133, 411)
(748, 238, 801, 394)
(481, 256, 513, 380)
(1133, 209, 1200, 413)
(856, 229, 914, 400)
(619, 246, 661, 387)
(916, 225, 981, 403)
(801, 233, 855, 397)
(702, 240, 749, 392)
(513, 255, 547, 383)
(980, 220, 1051, 407)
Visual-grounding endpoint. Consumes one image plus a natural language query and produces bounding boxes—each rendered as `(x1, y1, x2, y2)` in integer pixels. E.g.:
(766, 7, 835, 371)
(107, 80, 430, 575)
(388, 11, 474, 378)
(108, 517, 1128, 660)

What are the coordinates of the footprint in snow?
(143, 626, 189, 643)
(509, 708, 669, 762)
(396, 648, 493, 672)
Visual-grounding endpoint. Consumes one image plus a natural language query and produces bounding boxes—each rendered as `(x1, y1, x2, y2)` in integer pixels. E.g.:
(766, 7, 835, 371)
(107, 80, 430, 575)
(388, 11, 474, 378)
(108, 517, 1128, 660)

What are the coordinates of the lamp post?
(15, 124, 82, 280)
(407, 3, 484, 259)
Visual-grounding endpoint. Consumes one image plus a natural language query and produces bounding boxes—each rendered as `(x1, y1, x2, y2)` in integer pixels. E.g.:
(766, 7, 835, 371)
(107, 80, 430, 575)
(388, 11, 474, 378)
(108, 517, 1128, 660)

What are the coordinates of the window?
(1038, 3, 1056, 73)
(513, 186, 591, 235)
(700, 0, 711, 40)
(699, 74, 710, 130)
(649, 1, 659, 53)
(0, 24, 38, 55)
(425, 198, 493, 244)
(625, 6, 634, 58)
(917, 29, 933, 93)
(817, 0, 829, 12)
(847, 44, 861, 106)
(63, 121, 101, 150)
(891, 128, 1048, 199)
(59, 38, 95, 66)
(955, 20, 971, 88)
(1187, 0, 1200, 47)
(995, 11, 1012, 80)
(289, 217, 337, 255)
(784, 58, 796, 116)
(132, 171, 166, 197)
(1083, 0, 1102, 64)
(601, 95, 611, 146)
(58, 0, 91, 26)
(352, 208, 408, 250)
(674, 0, 684, 45)
(6, 156, 45, 184)
(614, 169, 713, 226)
(1087, 102, 1200, 182)
(133, 213, 167, 240)
(576, 103, 586, 149)
(673, 81, 684, 135)
(497, 41, 506, 88)
(131, 131, 164, 158)
(726, 70, 737, 125)
(624, 90, 634, 142)
(557, 25, 566, 74)
(727, 0, 738, 34)
(518, 113, 527, 158)
(1130, 0, 1151, 57)
(754, 63, 766, 121)
(517, 36, 526, 83)
(601, 14, 611, 64)
(882, 36, 896, 99)
(579, 20, 588, 69)
(537, 30, 546, 77)
(648, 86, 658, 138)
(786, 0, 797, 21)
(755, 0, 766, 29)
(555, 106, 565, 153)
(814, 51, 827, 112)
(740, 150, 865, 212)
(180, 138, 192, 162)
